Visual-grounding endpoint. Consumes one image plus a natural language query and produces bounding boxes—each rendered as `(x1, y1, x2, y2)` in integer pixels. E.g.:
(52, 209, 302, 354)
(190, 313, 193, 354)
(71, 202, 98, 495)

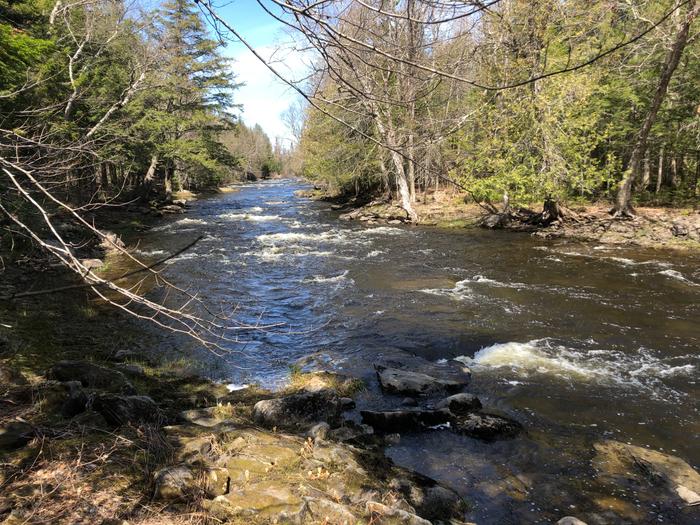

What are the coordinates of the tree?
(613, 0, 699, 216)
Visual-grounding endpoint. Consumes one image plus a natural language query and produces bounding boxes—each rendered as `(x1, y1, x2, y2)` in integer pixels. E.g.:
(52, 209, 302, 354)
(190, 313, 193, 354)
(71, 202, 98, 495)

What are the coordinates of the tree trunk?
(613, 1, 698, 216)
(656, 145, 665, 193)
(143, 153, 159, 197)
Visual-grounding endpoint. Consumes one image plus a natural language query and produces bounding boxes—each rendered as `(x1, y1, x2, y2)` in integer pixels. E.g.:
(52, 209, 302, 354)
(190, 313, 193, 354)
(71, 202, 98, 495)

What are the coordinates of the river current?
(122, 179, 699, 524)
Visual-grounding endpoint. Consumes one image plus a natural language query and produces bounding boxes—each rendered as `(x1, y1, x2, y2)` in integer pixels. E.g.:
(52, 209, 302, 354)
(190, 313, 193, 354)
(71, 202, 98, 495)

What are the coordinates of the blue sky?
(212, 1, 306, 145)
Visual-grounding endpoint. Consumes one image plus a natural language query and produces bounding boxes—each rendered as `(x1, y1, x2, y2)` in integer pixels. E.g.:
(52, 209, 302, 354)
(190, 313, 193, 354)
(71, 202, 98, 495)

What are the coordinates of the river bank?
(307, 189, 700, 251)
(0, 314, 476, 524)
(2, 179, 699, 524)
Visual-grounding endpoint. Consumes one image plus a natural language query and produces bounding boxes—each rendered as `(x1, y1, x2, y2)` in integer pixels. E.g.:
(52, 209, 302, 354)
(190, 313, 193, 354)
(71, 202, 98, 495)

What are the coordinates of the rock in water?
(252, 391, 342, 429)
(92, 394, 163, 427)
(376, 367, 468, 396)
(453, 413, 522, 440)
(593, 440, 700, 506)
(436, 393, 482, 414)
(46, 360, 135, 394)
(361, 409, 452, 432)
(557, 517, 588, 525)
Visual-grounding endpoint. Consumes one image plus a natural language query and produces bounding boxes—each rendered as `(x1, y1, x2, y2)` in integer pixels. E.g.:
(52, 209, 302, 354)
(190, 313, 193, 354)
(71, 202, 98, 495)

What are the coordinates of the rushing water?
(121, 179, 699, 524)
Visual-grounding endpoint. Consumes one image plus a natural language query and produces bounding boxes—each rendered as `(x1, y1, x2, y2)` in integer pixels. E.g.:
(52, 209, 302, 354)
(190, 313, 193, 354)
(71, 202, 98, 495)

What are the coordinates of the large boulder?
(376, 367, 468, 397)
(46, 360, 135, 394)
(92, 394, 163, 427)
(452, 412, 522, 441)
(252, 390, 343, 429)
(361, 409, 452, 433)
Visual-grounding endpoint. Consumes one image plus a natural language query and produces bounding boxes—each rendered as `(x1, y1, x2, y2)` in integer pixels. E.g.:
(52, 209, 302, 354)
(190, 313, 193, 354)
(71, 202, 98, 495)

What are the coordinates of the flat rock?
(593, 440, 700, 506)
(92, 394, 163, 427)
(436, 393, 482, 414)
(453, 412, 522, 440)
(252, 390, 342, 429)
(46, 360, 135, 394)
(305, 497, 357, 523)
(376, 367, 468, 396)
(361, 409, 452, 432)
(366, 501, 431, 525)
(206, 479, 304, 520)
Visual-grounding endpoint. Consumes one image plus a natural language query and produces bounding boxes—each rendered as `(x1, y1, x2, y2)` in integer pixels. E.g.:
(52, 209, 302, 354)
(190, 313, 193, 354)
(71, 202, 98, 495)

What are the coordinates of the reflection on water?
(113, 179, 699, 524)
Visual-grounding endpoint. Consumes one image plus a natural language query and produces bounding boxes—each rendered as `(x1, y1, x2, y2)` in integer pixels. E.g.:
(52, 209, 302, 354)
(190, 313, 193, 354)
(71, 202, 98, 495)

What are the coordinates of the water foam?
(305, 270, 352, 284)
(219, 212, 280, 221)
(658, 269, 698, 286)
(455, 339, 696, 400)
(152, 217, 207, 231)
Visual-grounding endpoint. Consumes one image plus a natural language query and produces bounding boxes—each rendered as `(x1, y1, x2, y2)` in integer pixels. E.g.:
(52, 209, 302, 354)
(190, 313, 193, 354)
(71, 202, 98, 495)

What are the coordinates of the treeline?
(0, 0, 279, 208)
(296, 0, 700, 218)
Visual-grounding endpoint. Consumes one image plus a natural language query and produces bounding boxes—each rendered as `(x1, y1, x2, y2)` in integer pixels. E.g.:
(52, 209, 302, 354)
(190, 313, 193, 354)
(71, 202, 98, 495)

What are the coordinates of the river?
(117, 178, 699, 524)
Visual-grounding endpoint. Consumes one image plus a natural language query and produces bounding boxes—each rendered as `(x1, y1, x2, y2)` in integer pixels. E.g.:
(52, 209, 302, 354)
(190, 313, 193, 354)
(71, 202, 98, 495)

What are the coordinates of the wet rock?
(389, 476, 466, 521)
(436, 393, 482, 414)
(328, 421, 375, 444)
(361, 408, 452, 433)
(453, 412, 522, 440)
(402, 397, 418, 407)
(253, 390, 342, 429)
(593, 440, 700, 506)
(557, 517, 588, 525)
(46, 360, 135, 394)
(366, 501, 431, 525)
(0, 363, 28, 386)
(92, 394, 163, 427)
(376, 366, 468, 396)
(0, 420, 34, 450)
(153, 465, 195, 501)
(307, 422, 330, 441)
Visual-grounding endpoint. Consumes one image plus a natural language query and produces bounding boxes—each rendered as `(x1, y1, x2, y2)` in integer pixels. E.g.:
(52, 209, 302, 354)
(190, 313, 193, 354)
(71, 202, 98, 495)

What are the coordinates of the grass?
(287, 367, 365, 398)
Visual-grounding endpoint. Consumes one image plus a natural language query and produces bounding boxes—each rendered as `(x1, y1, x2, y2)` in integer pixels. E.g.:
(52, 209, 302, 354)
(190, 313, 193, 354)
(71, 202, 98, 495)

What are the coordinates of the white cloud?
(229, 44, 309, 145)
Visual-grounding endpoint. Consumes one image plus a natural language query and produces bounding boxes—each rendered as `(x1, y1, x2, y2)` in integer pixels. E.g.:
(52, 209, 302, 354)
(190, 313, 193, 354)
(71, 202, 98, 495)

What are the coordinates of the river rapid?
(120, 179, 699, 524)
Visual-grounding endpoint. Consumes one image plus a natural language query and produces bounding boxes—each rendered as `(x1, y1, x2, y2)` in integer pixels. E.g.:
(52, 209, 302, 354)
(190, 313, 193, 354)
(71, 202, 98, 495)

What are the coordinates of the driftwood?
(480, 197, 580, 230)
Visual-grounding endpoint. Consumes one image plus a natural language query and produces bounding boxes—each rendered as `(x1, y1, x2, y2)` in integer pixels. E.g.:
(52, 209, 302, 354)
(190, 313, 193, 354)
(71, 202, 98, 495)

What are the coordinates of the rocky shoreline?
(304, 190, 700, 252)
(3, 341, 699, 524)
(0, 345, 484, 524)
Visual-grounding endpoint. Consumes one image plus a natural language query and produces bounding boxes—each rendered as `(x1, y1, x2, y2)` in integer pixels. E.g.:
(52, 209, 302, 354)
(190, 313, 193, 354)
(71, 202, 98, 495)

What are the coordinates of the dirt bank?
(307, 189, 700, 251)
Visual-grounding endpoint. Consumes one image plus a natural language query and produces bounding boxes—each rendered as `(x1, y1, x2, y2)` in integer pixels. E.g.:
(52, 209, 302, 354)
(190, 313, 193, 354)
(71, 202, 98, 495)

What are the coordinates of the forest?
(295, 0, 700, 221)
(1, 2, 699, 525)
